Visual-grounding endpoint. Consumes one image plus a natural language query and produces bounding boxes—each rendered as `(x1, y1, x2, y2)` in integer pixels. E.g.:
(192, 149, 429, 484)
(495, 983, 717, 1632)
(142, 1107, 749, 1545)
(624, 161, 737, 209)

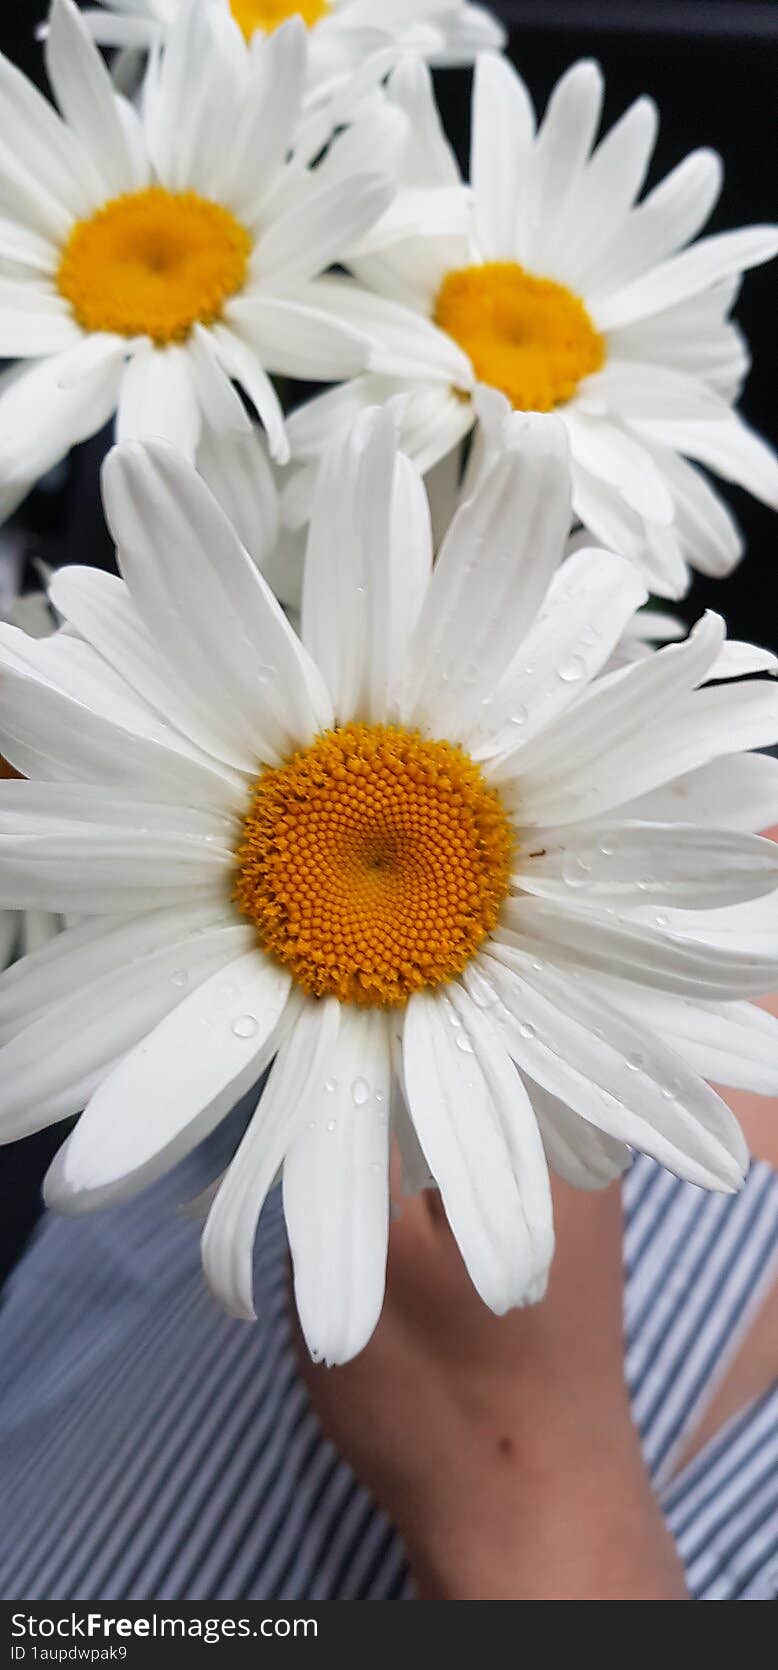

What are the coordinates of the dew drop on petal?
(324, 1077, 337, 1093)
(557, 655, 586, 683)
(518, 1021, 536, 1040)
(232, 1014, 258, 1038)
(655, 912, 669, 928)
(562, 855, 591, 888)
(351, 1077, 370, 1106)
(326, 1120, 337, 1134)
(170, 969, 188, 989)
(455, 1031, 475, 1053)
(626, 1051, 646, 1072)
(509, 706, 528, 727)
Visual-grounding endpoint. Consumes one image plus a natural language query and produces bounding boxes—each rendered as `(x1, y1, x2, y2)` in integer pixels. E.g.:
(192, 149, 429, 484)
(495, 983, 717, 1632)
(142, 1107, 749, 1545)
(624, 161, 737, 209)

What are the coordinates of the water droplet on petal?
(326, 1119, 337, 1133)
(557, 654, 586, 683)
(510, 706, 528, 727)
(455, 1031, 475, 1053)
(256, 664, 275, 684)
(626, 1051, 645, 1072)
(598, 839, 615, 857)
(232, 1014, 258, 1039)
(351, 1077, 370, 1106)
(655, 912, 669, 928)
(518, 1021, 536, 1040)
(324, 1077, 337, 1093)
(562, 855, 591, 888)
(170, 969, 188, 989)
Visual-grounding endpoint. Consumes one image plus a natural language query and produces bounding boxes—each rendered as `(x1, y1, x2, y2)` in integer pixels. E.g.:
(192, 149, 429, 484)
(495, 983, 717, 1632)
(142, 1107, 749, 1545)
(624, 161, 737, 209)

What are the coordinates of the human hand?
(296, 1174, 688, 1599)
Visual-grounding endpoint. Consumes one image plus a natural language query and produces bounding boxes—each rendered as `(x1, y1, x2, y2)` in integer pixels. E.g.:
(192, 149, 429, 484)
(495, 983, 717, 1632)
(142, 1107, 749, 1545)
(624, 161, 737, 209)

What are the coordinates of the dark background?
(1, 0, 776, 1283)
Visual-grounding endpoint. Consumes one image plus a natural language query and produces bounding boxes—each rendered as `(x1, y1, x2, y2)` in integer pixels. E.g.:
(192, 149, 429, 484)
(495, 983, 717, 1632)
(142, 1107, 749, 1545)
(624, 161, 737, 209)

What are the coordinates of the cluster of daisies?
(0, 0, 777, 1364)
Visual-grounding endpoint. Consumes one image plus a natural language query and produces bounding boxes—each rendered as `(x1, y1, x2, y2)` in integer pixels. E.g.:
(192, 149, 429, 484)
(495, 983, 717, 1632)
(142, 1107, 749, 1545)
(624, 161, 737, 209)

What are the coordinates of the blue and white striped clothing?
(0, 1133, 775, 1601)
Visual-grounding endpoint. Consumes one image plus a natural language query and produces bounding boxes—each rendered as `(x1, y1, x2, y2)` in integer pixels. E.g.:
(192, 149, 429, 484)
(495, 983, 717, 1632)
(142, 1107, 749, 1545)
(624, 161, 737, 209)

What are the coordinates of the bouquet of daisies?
(0, 0, 776, 1365)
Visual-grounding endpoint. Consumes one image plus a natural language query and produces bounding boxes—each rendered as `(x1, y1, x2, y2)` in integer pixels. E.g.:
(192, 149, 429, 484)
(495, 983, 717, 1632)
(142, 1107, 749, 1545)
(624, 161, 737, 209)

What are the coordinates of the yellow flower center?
(234, 722, 513, 1008)
(434, 261, 606, 411)
(229, 0, 329, 38)
(56, 188, 251, 346)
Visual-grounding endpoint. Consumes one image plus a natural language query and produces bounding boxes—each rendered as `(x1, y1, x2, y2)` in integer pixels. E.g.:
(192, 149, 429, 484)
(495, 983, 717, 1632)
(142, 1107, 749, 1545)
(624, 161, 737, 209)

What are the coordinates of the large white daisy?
(2, 414, 778, 1364)
(0, 0, 393, 521)
(78, 0, 504, 92)
(288, 52, 778, 597)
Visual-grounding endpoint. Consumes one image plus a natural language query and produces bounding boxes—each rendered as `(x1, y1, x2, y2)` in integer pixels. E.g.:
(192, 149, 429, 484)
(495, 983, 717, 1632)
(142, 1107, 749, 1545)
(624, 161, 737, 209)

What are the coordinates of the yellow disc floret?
(434, 261, 605, 411)
(57, 188, 251, 345)
(234, 723, 513, 1007)
(230, 0, 329, 38)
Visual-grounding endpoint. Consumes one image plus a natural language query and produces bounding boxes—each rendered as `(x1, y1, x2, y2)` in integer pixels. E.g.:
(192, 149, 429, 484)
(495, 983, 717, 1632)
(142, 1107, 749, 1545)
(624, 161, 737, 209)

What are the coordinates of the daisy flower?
(78, 0, 504, 92)
(3, 414, 778, 1363)
(289, 53, 778, 597)
(0, 0, 392, 521)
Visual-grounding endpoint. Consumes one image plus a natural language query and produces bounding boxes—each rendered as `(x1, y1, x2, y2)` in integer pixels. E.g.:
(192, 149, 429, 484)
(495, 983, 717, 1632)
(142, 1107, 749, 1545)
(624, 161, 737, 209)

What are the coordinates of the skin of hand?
(296, 1172, 689, 1600)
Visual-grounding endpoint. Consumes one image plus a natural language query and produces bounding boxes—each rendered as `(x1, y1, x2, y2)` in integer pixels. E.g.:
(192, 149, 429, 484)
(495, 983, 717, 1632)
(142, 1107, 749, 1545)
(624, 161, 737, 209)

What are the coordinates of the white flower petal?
(619, 752, 778, 833)
(499, 611, 724, 809)
(654, 447, 743, 578)
(202, 996, 340, 1320)
(206, 320, 289, 463)
(515, 820, 778, 910)
(0, 279, 82, 357)
(594, 224, 778, 332)
(213, 20, 306, 223)
(471, 51, 534, 262)
(0, 900, 228, 1038)
(500, 893, 778, 999)
(403, 985, 554, 1312)
(0, 659, 239, 807)
(0, 918, 249, 1141)
(564, 408, 674, 524)
(102, 439, 333, 765)
(478, 948, 747, 1190)
(558, 95, 657, 288)
(299, 276, 471, 384)
(0, 32, 105, 235)
(226, 294, 369, 381)
(527, 1076, 632, 1190)
(0, 217, 57, 273)
(584, 147, 722, 298)
(116, 345, 201, 457)
(401, 413, 572, 734)
(577, 975, 778, 1098)
(634, 413, 778, 510)
(49, 565, 258, 774)
(196, 422, 280, 579)
(187, 325, 253, 436)
(0, 342, 124, 505)
(44, 948, 291, 1211)
(283, 1006, 391, 1364)
(302, 406, 431, 723)
(46, 0, 147, 197)
(472, 546, 646, 762)
(0, 807, 232, 915)
(255, 173, 392, 291)
(529, 59, 603, 272)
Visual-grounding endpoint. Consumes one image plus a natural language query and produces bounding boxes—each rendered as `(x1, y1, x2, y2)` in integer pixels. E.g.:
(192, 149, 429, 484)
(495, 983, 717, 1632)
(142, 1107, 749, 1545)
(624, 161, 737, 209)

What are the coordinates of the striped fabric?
(0, 1124, 775, 1601)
